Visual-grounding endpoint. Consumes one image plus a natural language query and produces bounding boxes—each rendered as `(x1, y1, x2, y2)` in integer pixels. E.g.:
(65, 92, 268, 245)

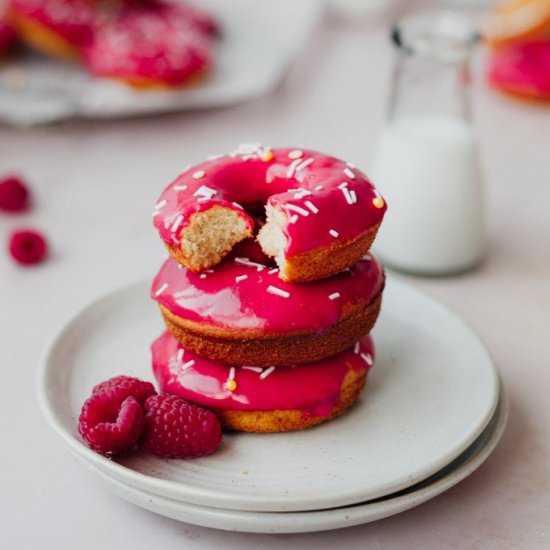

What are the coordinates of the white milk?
(372, 115, 484, 275)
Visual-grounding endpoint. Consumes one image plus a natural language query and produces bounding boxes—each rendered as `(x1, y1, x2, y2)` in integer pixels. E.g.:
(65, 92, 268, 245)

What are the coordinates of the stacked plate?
(38, 278, 506, 534)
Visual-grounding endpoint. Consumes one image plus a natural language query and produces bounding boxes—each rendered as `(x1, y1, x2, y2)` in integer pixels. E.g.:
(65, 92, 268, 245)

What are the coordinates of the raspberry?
(92, 375, 156, 405)
(78, 376, 156, 456)
(8, 229, 48, 265)
(78, 393, 143, 456)
(140, 395, 222, 459)
(0, 176, 30, 212)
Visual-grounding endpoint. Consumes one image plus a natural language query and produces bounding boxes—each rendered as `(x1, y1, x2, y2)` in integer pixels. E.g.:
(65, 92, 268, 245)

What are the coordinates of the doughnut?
(153, 145, 387, 283)
(152, 330, 376, 433)
(83, 1, 215, 88)
(151, 252, 385, 367)
(9, 0, 97, 60)
(488, 39, 550, 101)
(0, 12, 17, 57)
(485, 0, 550, 47)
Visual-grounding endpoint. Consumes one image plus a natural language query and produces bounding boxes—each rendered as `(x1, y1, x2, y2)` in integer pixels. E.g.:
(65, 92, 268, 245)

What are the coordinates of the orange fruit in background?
(486, 0, 550, 46)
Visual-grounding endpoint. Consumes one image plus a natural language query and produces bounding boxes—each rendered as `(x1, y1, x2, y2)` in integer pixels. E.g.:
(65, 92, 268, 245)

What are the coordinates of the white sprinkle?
(192, 170, 206, 179)
(259, 366, 276, 379)
(207, 153, 224, 160)
(232, 202, 244, 209)
(295, 157, 314, 172)
(289, 214, 299, 224)
(286, 158, 303, 178)
(362, 254, 372, 261)
(314, 185, 324, 191)
(163, 212, 179, 229)
(242, 366, 263, 373)
(338, 181, 349, 189)
(154, 283, 168, 296)
(181, 359, 195, 370)
(170, 214, 184, 233)
(292, 189, 312, 199)
(151, 211, 160, 217)
(176, 348, 184, 362)
(288, 149, 303, 160)
(328, 292, 340, 300)
(346, 162, 356, 168)
(234, 257, 265, 270)
(173, 185, 188, 191)
(343, 168, 356, 179)
(329, 229, 339, 238)
(354, 342, 360, 354)
(350, 190, 357, 203)
(154, 199, 167, 210)
(267, 268, 279, 274)
(267, 285, 290, 298)
(193, 185, 217, 197)
(229, 367, 236, 381)
(342, 186, 355, 205)
(360, 353, 374, 366)
(286, 204, 310, 217)
(235, 275, 248, 282)
(304, 200, 319, 214)
(200, 274, 207, 279)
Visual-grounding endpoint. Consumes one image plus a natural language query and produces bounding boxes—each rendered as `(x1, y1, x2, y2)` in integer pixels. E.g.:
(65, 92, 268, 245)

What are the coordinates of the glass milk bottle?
(373, 11, 484, 275)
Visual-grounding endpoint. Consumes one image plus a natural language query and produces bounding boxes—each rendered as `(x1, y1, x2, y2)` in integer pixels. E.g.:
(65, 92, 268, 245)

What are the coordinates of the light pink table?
(1, 9, 549, 550)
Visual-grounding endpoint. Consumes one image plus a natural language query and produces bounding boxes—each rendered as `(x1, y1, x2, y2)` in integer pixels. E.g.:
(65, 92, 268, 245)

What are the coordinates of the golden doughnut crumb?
(372, 196, 385, 209)
(225, 379, 237, 392)
(261, 149, 274, 162)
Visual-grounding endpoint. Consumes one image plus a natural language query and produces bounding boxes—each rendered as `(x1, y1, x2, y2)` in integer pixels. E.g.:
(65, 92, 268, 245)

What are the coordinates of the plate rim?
(36, 276, 500, 512)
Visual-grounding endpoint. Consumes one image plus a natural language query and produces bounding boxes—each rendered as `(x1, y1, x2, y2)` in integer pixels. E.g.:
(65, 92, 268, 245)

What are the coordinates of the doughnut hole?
(177, 205, 253, 271)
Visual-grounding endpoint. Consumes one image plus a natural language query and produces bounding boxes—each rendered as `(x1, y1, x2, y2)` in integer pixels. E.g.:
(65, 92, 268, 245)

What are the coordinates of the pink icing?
(10, 0, 97, 49)
(153, 145, 387, 257)
(488, 39, 550, 99)
(152, 331, 375, 415)
(151, 253, 384, 333)
(0, 14, 17, 52)
(83, 2, 214, 85)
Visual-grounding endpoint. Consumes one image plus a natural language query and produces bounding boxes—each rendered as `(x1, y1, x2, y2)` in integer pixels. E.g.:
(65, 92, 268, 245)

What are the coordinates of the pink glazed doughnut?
(9, 0, 97, 59)
(83, 1, 214, 88)
(153, 145, 387, 283)
(152, 330, 377, 432)
(488, 40, 550, 101)
(151, 253, 385, 366)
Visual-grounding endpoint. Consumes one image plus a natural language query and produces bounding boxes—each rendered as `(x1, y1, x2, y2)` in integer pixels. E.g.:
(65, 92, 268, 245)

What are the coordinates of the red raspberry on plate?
(0, 176, 30, 212)
(78, 376, 156, 456)
(8, 229, 48, 265)
(78, 393, 143, 456)
(92, 375, 156, 405)
(140, 394, 222, 459)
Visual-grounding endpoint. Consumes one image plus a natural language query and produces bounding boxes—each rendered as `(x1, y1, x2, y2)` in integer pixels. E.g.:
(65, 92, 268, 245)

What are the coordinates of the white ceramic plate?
(38, 277, 499, 512)
(0, 0, 321, 125)
(76, 387, 508, 533)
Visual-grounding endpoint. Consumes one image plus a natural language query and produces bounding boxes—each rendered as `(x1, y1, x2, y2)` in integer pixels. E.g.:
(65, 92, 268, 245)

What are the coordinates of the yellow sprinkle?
(261, 149, 274, 162)
(372, 196, 385, 209)
(288, 149, 303, 160)
(192, 170, 206, 179)
(225, 379, 237, 392)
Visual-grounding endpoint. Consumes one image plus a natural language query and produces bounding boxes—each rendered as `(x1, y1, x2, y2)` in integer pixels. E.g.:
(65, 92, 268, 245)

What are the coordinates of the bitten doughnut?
(487, 39, 550, 101)
(151, 252, 385, 366)
(152, 330, 377, 433)
(83, 1, 214, 88)
(9, 0, 97, 59)
(153, 145, 387, 283)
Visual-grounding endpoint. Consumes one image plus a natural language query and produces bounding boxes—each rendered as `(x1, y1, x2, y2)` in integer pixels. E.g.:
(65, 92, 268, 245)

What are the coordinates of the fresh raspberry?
(78, 393, 143, 456)
(8, 229, 48, 265)
(91, 375, 156, 405)
(140, 394, 222, 459)
(0, 176, 30, 212)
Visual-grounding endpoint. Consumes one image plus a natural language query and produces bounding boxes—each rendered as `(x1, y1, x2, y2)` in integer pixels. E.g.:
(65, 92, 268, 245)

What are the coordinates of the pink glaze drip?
(152, 254, 384, 333)
(488, 39, 550, 100)
(10, 0, 98, 49)
(153, 145, 387, 257)
(152, 331, 376, 415)
(83, 2, 214, 85)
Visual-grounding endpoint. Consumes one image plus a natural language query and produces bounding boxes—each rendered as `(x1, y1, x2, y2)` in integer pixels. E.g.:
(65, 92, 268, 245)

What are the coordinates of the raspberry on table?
(8, 229, 48, 265)
(0, 175, 30, 212)
(78, 393, 144, 456)
(140, 394, 222, 459)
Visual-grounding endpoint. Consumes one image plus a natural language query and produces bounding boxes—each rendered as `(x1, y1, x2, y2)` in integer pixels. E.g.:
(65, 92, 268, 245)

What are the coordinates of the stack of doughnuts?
(6, 0, 218, 88)
(150, 145, 387, 433)
(485, 0, 550, 101)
